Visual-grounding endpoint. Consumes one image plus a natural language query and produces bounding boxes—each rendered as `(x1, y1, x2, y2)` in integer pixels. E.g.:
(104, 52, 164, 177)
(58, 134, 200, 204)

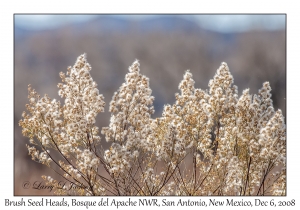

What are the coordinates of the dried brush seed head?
(20, 55, 286, 196)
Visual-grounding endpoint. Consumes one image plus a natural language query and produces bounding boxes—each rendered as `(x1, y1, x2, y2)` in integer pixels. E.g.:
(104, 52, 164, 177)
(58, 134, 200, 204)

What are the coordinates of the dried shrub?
(19, 54, 286, 195)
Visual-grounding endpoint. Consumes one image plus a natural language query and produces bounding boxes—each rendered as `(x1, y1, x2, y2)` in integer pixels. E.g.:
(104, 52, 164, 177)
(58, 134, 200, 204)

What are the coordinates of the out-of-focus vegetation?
(14, 15, 285, 195)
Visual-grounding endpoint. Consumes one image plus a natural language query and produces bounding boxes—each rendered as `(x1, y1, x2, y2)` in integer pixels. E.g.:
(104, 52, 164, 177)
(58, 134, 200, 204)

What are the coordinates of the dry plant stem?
(19, 54, 286, 196)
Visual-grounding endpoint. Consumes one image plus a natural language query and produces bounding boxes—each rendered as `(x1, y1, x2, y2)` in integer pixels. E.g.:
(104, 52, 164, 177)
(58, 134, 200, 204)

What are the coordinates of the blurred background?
(14, 14, 286, 195)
